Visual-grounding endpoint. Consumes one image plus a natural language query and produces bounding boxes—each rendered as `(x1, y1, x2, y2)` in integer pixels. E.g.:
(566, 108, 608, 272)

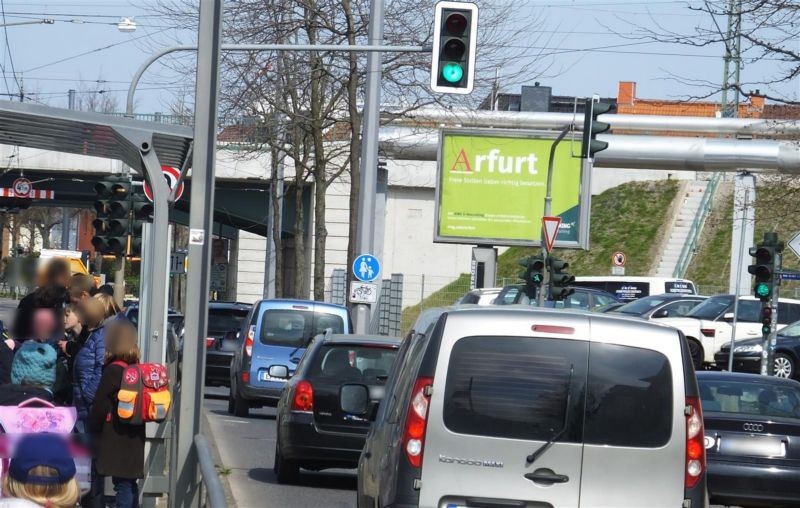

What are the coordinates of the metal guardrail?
(195, 434, 228, 508)
(673, 173, 723, 278)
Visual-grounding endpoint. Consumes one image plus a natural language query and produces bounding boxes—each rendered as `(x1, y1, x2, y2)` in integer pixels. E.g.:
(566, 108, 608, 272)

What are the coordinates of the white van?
(574, 276, 697, 302)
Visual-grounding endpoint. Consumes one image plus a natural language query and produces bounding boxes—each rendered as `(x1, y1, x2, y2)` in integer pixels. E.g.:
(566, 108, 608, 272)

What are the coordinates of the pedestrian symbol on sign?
(353, 254, 380, 282)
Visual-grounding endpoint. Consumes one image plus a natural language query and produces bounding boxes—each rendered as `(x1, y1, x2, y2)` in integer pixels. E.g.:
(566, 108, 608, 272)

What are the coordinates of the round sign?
(612, 251, 626, 267)
(143, 165, 185, 203)
(12, 178, 32, 198)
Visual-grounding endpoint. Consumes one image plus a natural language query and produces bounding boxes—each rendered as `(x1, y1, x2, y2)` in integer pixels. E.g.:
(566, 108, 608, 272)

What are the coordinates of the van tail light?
(242, 372, 250, 383)
(700, 328, 715, 338)
(685, 396, 705, 489)
(403, 377, 433, 468)
(205, 337, 215, 349)
(244, 325, 255, 357)
(291, 380, 314, 412)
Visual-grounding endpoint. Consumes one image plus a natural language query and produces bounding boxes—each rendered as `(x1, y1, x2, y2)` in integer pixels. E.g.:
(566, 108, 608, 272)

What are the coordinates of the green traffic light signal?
(755, 282, 770, 299)
(441, 62, 464, 83)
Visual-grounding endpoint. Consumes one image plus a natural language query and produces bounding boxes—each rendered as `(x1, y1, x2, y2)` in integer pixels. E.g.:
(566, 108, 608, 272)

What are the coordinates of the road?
(204, 386, 358, 508)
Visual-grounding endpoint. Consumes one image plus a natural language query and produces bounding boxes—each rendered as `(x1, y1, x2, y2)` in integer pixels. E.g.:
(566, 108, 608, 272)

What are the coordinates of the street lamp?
(118, 18, 136, 33)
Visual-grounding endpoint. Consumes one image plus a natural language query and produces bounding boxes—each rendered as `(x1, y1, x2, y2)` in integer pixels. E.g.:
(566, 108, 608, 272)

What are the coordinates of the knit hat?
(10, 341, 57, 391)
(8, 433, 76, 485)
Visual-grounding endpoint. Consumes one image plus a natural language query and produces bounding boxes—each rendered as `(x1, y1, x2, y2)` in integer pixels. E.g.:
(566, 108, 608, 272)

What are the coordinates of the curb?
(201, 407, 238, 508)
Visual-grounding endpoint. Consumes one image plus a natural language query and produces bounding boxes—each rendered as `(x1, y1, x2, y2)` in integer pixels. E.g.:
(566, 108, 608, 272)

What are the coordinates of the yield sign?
(789, 231, 800, 260)
(542, 216, 561, 252)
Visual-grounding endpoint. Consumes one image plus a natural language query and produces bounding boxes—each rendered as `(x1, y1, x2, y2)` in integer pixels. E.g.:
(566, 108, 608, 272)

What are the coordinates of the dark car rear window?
(699, 378, 800, 419)
(443, 336, 588, 442)
(260, 309, 345, 347)
(306, 345, 398, 382)
(584, 343, 673, 448)
(208, 308, 249, 332)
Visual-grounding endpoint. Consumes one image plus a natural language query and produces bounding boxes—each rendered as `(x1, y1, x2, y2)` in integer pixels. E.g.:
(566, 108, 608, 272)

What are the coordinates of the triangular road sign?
(542, 216, 562, 252)
(789, 231, 800, 260)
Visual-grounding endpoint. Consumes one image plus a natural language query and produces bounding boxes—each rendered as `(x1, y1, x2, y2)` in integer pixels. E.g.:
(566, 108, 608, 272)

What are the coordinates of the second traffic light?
(519, 255, 545, 299)
(548, 257, 575, 301)
(430, 1, 478, 94)
(581, 98, 616, 159)
(92, 178, 131, 257)
(748, 233, 782, 302)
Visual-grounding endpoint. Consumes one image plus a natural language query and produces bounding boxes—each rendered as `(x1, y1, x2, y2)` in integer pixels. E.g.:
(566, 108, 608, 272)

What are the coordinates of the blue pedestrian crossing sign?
(353, 254, 381, 282)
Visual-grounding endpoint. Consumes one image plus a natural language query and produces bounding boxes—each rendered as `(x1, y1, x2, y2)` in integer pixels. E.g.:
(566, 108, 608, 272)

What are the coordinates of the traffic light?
(548, 257, 575, 301)
(128, 194, 154, 256)
(430, 1, 478, 94)
(761, 306, 773, 335)
(581, 98, 616, 159)
(748, 235, 783, 302)
(519, 254, 545, 299)
(92, 178, 131, 256)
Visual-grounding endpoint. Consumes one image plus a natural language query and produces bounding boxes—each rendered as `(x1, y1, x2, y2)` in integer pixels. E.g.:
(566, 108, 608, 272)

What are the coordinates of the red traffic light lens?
(755, 247, 772, 263)
(443, 38, 466, 59)
(444, 12, 467, 34)
(762, 307, 773, 318)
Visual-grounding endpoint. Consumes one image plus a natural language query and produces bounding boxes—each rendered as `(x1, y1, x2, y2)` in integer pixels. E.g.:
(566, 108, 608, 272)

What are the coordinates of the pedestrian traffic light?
(761, 306, 773, 335)
(581, 98, 616, 159)
(548, 257, 575, 301)
(519, 254, 545, 299)
(128, 194, 154, 257)
(430, 1, 478, 94)
(92, 178, 131, 256)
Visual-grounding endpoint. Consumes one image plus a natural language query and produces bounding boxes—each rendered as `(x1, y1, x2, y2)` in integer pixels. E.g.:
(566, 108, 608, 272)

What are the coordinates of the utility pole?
(172, 0, 224, 505)
(62, 89, 76, 251)
(720, 0, 742, 119)
(352, 0, 385, 333)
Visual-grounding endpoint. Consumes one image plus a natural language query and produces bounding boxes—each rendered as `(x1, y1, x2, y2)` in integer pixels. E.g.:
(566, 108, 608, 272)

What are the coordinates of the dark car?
(715, 319, 800, 380)
(494, 284, 620, 311)
(608, 293, 707, 321)
(273, 332, 400, 483)
(592, 302, 626, 313)
(698, 371, 800, 507)
(124, 305, 184, 336)
(205, 302, 252, 386)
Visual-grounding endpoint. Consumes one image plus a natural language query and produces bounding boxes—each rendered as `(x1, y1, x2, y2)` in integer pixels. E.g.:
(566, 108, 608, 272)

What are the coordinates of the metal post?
(353, 0, 385, 334)
(537, 125, 572, 307)
(114, 256, 125, 306)
(62, 90, 76, 251)
(728, 188, 749, 372)
(172, 0, 224, 505)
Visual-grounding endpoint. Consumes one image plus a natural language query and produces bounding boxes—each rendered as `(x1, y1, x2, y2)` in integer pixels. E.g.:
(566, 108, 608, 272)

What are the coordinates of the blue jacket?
(73, 325, 106, 419)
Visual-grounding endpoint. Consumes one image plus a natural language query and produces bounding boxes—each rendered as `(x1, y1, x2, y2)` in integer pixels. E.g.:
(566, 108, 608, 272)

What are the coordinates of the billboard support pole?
(538, 124, 573, 307)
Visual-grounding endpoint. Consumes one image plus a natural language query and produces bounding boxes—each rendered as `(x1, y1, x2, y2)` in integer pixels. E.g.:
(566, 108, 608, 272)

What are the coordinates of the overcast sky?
(1, 0, 795, 115)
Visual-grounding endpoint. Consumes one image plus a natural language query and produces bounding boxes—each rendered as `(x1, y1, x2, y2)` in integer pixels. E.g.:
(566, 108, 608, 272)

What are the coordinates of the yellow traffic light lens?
(442, 62, 464, 83)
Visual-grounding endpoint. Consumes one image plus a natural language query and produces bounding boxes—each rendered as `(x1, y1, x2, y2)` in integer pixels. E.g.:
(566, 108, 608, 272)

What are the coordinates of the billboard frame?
(434, 127, 592, 249)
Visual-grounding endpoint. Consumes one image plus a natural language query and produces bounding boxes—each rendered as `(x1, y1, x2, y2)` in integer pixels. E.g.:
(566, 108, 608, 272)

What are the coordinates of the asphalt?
(203, 386, 358, 508)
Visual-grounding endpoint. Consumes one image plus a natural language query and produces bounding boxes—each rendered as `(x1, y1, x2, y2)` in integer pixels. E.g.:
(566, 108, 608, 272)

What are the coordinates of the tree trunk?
(293, 182, 305, 299)
(270, 144, 284, 298)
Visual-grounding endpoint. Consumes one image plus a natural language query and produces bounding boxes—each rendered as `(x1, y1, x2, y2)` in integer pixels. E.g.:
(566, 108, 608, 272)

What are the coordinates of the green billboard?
(435, 128, 589, 247)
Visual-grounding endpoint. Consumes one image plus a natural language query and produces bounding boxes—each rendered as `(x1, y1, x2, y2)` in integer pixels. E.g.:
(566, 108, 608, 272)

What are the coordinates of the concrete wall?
(234, 230, 267, 303)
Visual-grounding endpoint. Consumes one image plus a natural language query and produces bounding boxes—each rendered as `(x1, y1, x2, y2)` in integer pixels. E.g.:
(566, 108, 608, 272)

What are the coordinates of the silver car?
(351, 306, 708, 508)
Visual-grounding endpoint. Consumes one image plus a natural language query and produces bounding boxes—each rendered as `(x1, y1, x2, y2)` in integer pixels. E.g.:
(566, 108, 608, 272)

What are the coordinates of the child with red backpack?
(87, 319, 170, 508)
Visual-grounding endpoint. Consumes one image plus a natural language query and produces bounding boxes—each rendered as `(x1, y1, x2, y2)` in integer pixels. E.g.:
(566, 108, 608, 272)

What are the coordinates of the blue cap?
(9, 433, 76, 485)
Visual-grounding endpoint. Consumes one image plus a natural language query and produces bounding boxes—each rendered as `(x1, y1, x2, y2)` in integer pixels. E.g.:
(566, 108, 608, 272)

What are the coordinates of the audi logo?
(743, 423, 765, 432)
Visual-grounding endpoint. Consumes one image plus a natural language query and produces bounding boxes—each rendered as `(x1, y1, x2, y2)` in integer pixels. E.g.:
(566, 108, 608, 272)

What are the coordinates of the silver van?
(349, 307, 707, 508)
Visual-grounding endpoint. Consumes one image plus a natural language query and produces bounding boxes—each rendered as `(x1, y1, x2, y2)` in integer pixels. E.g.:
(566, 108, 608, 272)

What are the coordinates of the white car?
(455, 287, 502, 306)
(659, 294, 800, 367)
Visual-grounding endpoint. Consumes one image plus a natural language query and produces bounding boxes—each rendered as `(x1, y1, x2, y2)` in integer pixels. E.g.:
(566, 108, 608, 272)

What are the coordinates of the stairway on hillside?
(655, 181, 710, 278)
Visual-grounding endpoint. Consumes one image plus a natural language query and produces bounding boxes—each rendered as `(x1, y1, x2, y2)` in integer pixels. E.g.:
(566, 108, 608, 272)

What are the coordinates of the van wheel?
(774, 353, 796, 379)
(687, 339, 703, 371)
(233, 389, 250, 417)
(274, 444, 299, 484)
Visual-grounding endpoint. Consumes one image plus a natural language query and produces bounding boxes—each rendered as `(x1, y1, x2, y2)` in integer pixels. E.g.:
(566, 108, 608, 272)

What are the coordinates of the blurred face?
(64, 311, 80, 332)
(31, 309, 57, 341)
(70, 291, 89, 305)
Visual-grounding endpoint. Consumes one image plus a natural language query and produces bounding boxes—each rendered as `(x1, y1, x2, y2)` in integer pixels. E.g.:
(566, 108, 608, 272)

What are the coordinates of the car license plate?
(720, 435, 785, 458)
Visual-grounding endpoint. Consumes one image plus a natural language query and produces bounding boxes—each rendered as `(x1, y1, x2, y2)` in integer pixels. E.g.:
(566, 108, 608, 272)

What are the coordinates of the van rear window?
(443, 336, 588, 442)
(584, 343, 673, 448)
(260, 310, 344, 347)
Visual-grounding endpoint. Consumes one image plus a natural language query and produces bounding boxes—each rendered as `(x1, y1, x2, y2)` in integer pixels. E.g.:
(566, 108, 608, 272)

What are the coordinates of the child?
(73, 298, 106, 424)
(0, 433, 80, 508)
(0, 341, 57, 405)
(87, 320, 144, 508)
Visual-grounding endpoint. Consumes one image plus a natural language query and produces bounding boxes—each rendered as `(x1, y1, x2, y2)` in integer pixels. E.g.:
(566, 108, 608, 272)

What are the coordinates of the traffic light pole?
(538, 124, 572, 307)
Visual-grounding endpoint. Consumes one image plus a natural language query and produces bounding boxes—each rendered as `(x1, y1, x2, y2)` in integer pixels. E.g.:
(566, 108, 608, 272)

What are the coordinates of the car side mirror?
(221, 338, 239, 352)
(723, 312, 735, 322)
(268, 365, 289, 379)
(340, 384, 370, 416)
(652, 309, 669, 319)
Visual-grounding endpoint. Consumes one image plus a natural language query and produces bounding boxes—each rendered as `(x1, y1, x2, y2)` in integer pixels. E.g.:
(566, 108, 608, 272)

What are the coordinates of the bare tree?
(628, 1, 800, 104)
(150, 0, 552, 299)
(75, 77, 120, 113)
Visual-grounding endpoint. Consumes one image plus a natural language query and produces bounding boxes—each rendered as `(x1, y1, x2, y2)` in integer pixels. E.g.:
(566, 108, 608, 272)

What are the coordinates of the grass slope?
(400, 180, 681, 333)
(496, 180, 680, 280)
(688, 179, 800, 297)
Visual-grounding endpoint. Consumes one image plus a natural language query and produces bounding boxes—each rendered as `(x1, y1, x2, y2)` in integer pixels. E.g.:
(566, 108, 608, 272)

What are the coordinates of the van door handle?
(525, 470, 569, 485)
